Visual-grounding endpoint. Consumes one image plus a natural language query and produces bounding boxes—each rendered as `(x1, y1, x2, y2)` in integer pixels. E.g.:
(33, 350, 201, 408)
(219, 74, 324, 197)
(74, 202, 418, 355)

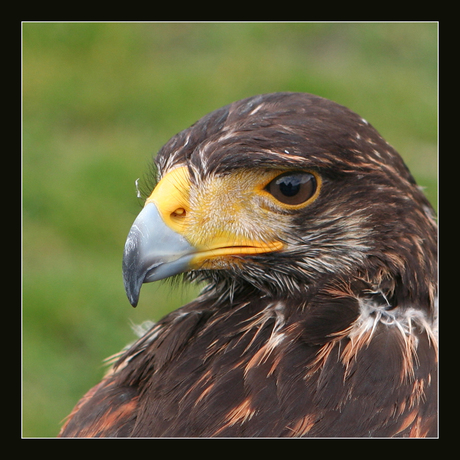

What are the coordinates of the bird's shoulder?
(59, 281, 437, 437)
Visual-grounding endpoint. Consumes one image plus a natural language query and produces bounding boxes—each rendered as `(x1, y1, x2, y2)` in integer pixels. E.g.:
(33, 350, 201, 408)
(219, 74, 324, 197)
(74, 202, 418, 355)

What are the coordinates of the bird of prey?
(59, 92, 437, 437)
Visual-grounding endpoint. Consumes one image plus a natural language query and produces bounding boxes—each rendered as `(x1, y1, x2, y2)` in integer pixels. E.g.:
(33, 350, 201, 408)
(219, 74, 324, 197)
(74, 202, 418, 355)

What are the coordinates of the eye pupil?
(278, 178, 301, 197)
(266, 171, 317, 206)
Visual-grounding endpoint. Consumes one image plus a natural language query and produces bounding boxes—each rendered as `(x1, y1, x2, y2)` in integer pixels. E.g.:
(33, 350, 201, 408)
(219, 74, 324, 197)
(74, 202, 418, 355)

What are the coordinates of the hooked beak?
(122, 202, 196, 307)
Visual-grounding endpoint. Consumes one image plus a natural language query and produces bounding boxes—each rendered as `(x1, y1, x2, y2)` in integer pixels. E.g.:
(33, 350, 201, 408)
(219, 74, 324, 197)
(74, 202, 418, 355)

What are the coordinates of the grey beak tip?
(122, 229, 145, 307)
(122, 259, 141, 307)
(129, 296, 139, 308)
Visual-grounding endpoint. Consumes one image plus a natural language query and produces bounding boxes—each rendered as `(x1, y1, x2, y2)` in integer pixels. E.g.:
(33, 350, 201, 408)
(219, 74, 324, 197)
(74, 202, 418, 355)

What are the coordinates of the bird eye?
(266, 171, 317, 206)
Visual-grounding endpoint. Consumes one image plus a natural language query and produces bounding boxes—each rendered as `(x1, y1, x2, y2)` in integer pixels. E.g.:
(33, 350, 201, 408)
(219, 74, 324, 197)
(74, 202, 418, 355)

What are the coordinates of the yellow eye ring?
(259, 170, 322, 209)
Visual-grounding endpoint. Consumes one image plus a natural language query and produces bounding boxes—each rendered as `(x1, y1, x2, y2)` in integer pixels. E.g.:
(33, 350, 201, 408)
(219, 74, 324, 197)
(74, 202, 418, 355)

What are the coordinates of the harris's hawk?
(59, 92, 437, 437)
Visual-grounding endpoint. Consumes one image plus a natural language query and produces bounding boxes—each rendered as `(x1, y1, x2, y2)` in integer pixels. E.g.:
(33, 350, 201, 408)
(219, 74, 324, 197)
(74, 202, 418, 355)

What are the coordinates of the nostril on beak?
(172, 208, 186, 218)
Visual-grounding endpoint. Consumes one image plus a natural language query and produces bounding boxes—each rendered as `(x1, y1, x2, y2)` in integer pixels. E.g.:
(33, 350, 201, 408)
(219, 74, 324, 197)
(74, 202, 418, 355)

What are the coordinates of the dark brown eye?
(266, 172, 317, 206)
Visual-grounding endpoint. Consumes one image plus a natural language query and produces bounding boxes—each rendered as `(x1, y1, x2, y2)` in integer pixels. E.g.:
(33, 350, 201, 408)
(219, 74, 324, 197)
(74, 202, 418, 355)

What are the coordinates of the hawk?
(59, 92, 437, 437)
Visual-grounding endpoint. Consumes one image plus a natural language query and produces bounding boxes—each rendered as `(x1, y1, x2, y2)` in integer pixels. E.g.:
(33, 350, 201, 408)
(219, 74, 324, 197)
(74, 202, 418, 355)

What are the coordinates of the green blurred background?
(22, 22, 437, 437)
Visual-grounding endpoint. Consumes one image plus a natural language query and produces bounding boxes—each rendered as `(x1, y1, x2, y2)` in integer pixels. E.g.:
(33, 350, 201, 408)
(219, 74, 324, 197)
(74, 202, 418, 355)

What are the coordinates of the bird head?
(122, 92, 437, 314)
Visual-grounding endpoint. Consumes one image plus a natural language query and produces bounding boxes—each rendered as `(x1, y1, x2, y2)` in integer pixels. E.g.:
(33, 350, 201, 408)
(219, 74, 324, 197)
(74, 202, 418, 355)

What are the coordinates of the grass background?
(22, 22, 438, 437)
